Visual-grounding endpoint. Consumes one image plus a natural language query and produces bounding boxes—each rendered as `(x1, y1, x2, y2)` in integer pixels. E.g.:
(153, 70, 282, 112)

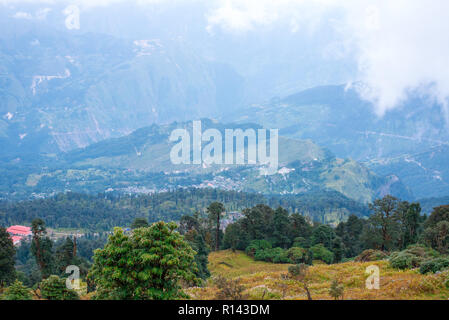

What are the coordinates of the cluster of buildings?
(6, 225, 32, 246)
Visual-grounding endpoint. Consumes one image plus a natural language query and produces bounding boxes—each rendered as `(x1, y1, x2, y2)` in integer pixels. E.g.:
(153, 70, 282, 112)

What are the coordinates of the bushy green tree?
(310, 244, 334, 264)
(422, 206, 449, 253)
(40, 275, 79, 300)
(272, 207, 291, 248)
(398, 202, 422, 249)
(288, 214, 312, 242)
(419, 257, 449, 274)
(88, 222, 199, 300)
(0, 227, 16, 286)
(311, 224, 335, 250)
(245, 240, 272, 257)
(286, 247, 313, 265)
(1, 280, 32, 300)
(222, 222, 249, 251)
(363, 196, 402, 251)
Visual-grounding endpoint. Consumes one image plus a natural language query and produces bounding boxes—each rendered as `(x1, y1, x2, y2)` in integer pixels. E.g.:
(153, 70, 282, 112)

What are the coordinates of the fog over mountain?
(1, 0, 448, 201)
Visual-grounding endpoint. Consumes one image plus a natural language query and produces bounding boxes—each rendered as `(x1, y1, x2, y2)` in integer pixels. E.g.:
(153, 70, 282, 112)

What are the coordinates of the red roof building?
(7, 225, 32, 236)
(7, 225, 32, 246)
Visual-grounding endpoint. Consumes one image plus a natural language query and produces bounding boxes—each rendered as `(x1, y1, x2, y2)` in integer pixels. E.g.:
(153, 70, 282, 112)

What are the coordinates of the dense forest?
(0, 188, 369, 231)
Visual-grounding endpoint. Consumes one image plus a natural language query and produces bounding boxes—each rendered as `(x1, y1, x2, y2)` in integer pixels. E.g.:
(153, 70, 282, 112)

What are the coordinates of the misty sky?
(2, 0, 449, 121)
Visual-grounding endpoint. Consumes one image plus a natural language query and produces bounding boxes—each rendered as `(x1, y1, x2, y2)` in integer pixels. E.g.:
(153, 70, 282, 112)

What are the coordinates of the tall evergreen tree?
(272, 207, 291, 248)
(31, 219, 54, 279)
(207, 202, 225, 251)
(0, 227, 16, 287)
(365, 195, 401, 251)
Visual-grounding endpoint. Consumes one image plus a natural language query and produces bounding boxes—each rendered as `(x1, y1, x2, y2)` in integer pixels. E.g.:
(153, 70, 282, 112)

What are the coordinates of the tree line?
(0, 195, 448, 300)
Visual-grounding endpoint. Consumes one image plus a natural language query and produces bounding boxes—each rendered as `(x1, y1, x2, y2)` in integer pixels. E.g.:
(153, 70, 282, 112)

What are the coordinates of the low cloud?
(3, 0, 449, 120)
(206, 0, 449, 119)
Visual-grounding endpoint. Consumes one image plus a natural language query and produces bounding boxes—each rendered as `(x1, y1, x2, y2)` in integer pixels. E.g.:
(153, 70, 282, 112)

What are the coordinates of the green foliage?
(191, 233, 211, 280)
(329, 279, 344, 300)
(364, 195, 402, 251)
(31, 219, 55, 279)
(222, 222, 249, 251)
(332, 236, 344, 263)
(245, 240, 272, 257)
(389, 245, 439, 270)
(288, 263, 308, 280)
(214, 275, 247, 300)
(419, 258, 449, 274)
(131, 218, 149, 229)
(0, 189, 369, 232)
(286, 247, 313, 265)
(0, 227, 16, 286)
(354, 249, 388, 262)
(311, 224, 336, 250)
(287, 263, 312, 300)
(88, 222, 200, 300)
(422, 206, 449, 254)
(254, 247, 290, 264)
(292, 237, 310, 249)
(336, 215, 365, 258)
(310, 244, 334, 264)
(272, 207, 291, 248)
(207, 202, 225, 251)
(390, 252, 422, 270)
(40, 275, 79, 300)
(1, 280, 32, 300)
(54, 237, 90, 278)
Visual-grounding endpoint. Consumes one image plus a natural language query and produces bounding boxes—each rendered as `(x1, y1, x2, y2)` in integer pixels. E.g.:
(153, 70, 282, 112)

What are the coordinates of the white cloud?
(3, 0, 449, 120)
(12, 11, 32, 19)
(206, 0, 449, 121)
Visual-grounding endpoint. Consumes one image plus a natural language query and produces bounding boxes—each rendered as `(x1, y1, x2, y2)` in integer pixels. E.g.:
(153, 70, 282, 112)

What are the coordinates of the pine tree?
(0, 227, 16, 287)
(31, 219, 54, 279)
(207, 202, 225, 251)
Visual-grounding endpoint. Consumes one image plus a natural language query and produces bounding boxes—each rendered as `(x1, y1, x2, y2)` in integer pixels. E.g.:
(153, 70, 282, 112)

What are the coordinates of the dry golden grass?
(187, 250, 449, 300)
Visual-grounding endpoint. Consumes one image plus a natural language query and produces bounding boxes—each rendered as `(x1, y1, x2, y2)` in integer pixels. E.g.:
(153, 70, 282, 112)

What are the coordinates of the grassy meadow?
(187, 250, 449, 300)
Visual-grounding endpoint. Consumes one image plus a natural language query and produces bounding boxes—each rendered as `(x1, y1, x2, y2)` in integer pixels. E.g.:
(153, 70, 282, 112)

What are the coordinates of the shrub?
(310, 244, 333, 264)
(389, 245, 440, 270)
(1, 280, 32, 300)
(40, 275, 80, 300)
(355, 249, 387, 262)
(390, 252, 421, 270)
(245, 240, 272, 258)
(214, 276, 247, 300)
(292, 237, 310, 248)
(329, 279, 344, 300)
(419, 258, 449, 274)
(404, 244, 439, 259)
(254, 247, 289, 263)
(286, 247, 313, 265)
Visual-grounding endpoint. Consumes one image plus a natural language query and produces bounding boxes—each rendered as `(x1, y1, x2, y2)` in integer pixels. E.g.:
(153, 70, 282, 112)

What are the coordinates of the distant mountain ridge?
(0, 31, 244, 159)
(0, 119, 411, 204)
(226, 84, 449, 199)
